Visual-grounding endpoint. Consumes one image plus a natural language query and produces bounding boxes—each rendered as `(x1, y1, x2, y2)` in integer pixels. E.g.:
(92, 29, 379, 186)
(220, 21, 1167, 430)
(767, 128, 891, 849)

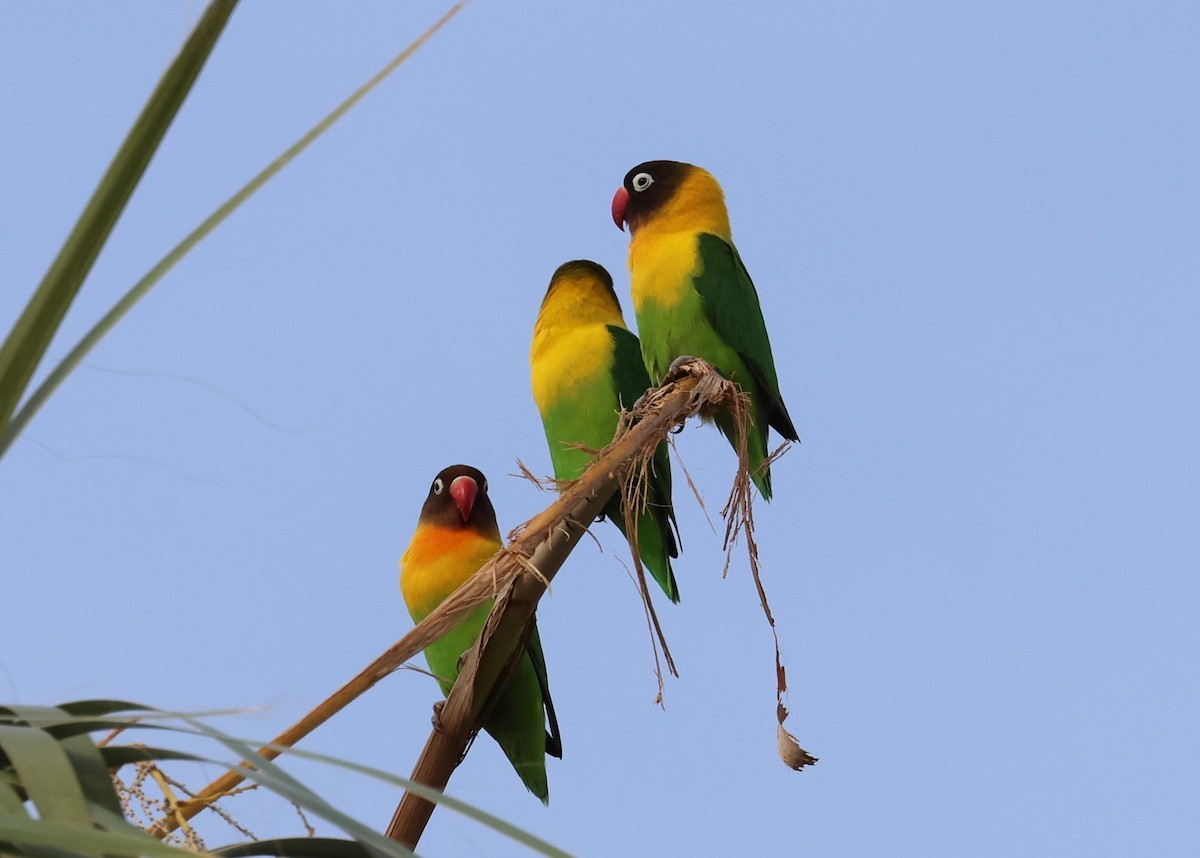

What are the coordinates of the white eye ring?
(631, 172, 653, 192)
(481, 480, 488, 493)
(432, 478, 445, 495)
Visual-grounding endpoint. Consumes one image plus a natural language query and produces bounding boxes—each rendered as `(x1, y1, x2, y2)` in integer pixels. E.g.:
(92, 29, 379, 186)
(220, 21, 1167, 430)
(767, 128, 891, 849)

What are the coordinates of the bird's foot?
(431, 699, 446, 733)
(663, 354, 701, 384)
(665, 354, 731, 385)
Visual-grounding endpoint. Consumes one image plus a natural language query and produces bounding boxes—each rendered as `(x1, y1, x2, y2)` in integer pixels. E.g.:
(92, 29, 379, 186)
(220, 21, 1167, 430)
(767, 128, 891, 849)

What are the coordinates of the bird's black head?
(611, 160, 691, 233)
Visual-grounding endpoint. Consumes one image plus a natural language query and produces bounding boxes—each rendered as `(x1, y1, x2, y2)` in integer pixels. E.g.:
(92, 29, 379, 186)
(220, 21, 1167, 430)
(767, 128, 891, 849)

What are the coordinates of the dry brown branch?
(149, 357, 815, 848)
(512, 457, 552, 492)
(385, 358, 732, 847)
(616, 434, 677, 701)
(149, 358, 699, 838)
(386, 357, 815, 849)
(669, 434, 716, 535)
(720, 436, 815, 770)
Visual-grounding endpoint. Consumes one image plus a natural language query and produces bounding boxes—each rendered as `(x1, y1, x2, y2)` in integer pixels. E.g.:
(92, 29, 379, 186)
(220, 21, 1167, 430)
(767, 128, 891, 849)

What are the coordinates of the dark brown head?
(611, 160, 692, 233)
(418, 464, 499, 536)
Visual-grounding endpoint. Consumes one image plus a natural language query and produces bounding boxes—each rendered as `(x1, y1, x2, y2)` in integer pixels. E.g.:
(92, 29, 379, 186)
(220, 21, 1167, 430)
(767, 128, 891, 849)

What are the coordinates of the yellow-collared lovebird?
(399, 464, 562, 802)
(611, 160, 799, 500)
(530, 260, 680, 602)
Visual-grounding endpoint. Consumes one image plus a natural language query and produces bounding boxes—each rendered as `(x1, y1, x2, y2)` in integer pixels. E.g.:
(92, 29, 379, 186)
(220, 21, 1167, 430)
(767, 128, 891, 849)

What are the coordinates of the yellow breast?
(628, 231, 703, 313)
(531, 273, 626, 410)
(400, 524, 500, 620)
(531, 321, 615, 410)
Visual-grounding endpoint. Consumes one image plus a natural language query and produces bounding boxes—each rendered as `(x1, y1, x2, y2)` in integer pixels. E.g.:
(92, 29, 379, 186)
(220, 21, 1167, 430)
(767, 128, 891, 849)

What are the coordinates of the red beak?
(611, 186, 629, 231)
(449, 475, 478, 522)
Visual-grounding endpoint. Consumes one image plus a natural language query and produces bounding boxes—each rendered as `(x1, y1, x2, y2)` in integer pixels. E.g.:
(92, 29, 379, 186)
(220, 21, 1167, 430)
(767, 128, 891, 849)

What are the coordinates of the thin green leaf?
(0, 0, 237, 430)
(1, 706, 173, 744)
(99, 746, 205, 768)
(56, 699, 264, 724)
(0, 2, 466, 460)
(167, 711, 558, 857)
(0, 726, 89, 824)
(200, 738, 575, 858)
(174, 724, 575, 857)
(178, 718, 416, 858)
(0, 779, 28, 817)
(0, 816, 192, 858)
(57, 734, 123, 817)
(3, 705, 121, 814)
(266, 746, 576, 858)
(55, 700, 154, 719)
(215, 838, 392, 858)
(1, 704, 572, 858)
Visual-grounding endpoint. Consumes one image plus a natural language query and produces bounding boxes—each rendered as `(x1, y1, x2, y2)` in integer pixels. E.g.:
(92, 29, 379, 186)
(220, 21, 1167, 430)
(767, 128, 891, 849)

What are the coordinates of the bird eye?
(631, 172, 653, 192)
(482, 479, 488, 493)
(432, 478, 444, 495)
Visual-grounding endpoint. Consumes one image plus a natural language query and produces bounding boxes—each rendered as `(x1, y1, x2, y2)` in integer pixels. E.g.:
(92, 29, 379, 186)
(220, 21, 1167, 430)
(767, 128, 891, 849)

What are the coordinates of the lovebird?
(399, 464, 562, 802)
(611, 160, 799, 500)
(530, 260, 680, 602)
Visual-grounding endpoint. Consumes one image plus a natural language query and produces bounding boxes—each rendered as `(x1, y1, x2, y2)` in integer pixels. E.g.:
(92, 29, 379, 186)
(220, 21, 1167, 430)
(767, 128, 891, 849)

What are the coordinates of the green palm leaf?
(0, 0, 238, 432)
(0, 2, 464, 460)
(1, 700, 574, 858)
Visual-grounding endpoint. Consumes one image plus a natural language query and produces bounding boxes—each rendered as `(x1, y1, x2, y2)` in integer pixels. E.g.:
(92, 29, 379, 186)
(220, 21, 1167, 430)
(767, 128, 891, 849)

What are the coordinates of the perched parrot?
(611, 160, 799, 500)
(530, 260, 680, 602)
(399, 464, 561, 802)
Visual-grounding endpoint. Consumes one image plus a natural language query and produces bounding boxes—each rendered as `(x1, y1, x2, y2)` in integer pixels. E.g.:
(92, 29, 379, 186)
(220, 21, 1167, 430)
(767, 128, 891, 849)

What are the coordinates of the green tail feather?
(715, 406, 773, 501)
(605, 494, 680, 602)
(478, 656, 554, 803)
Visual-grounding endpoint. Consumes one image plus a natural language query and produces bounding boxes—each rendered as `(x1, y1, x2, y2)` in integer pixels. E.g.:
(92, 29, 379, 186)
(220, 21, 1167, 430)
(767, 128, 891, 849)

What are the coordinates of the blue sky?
(2, 2, 1198, 855)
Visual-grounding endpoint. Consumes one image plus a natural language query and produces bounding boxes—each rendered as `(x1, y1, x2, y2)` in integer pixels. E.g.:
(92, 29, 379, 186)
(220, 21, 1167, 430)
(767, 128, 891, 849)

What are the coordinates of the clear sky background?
(3, 2, 1198, 856)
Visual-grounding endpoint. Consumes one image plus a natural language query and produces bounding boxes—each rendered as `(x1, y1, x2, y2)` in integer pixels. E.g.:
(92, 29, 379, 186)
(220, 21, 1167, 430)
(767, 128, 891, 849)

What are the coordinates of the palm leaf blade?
(0, 0, 237, 429)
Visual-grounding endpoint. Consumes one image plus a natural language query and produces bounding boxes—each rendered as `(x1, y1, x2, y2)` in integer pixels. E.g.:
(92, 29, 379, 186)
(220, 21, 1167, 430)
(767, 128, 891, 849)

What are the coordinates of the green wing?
(608, 324, 679, 539)
(608, 325, 680, 599)
(693, 233, 798, 441)
(607, 323, 653, 410)
(525, 622, 562, 758)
